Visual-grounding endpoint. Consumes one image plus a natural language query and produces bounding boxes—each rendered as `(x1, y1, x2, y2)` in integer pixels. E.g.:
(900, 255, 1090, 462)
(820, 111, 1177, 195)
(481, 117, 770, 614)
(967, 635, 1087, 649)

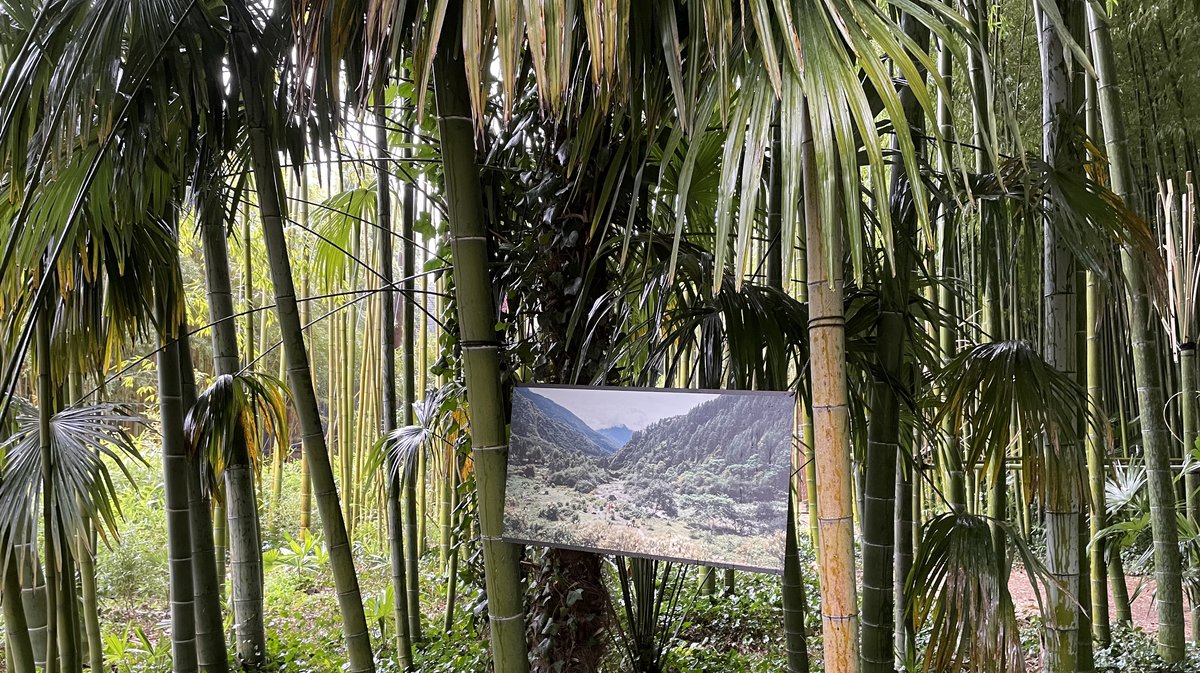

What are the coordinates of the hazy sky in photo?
(528, 387, 720, 431)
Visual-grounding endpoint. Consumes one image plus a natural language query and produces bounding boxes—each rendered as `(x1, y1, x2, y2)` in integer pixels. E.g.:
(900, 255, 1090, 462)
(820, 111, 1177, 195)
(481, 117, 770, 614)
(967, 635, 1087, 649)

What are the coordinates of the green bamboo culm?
(1039, 1, 1086, 669)
(229, 6, 376, 669)
(2, 549, 35, 673)
(400, 80, 422, 645)
(156, 308, 200, 673)
(1087, 2, 1187, 660)
(432, 6, 530, 670)
(375, 76, 415, 670)
(200, 191, 266, 668)
(177, 325, 229, 673)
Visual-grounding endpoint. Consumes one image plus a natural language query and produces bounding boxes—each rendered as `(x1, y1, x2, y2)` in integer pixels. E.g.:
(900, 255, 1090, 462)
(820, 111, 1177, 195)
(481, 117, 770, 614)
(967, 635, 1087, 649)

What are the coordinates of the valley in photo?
(503, 385, 794, 572)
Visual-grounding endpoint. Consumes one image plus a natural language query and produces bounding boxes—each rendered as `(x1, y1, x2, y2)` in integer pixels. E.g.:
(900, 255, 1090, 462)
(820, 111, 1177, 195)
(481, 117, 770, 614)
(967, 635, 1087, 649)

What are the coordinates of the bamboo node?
(472, 443, 508, 452)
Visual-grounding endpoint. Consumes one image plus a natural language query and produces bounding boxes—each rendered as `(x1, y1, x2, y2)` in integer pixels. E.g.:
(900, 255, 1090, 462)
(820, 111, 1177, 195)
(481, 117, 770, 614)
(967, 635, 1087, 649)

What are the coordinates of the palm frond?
(184, 373, 290, 497)
(908, 512, 1050, 673)
(371, 385, 451, 488)
(933, 340, 1089, 499)
(0, 400, 145, 566)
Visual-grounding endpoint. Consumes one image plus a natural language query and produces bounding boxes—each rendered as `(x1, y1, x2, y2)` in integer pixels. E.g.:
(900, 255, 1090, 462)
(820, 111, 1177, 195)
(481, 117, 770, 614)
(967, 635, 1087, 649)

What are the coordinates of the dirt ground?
(1009, 566, 1191, 632)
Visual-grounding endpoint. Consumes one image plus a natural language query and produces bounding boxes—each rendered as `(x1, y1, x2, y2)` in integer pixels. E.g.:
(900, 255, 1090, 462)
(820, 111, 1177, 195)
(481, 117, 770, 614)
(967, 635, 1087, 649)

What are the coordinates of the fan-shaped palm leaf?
(0, 400, 144, 565)
(933, 340, 1089, 499)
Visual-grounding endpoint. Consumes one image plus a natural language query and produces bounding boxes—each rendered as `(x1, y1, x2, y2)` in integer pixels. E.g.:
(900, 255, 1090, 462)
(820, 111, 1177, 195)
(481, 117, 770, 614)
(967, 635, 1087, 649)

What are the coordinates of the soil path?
(1008, 566, 1191, 633)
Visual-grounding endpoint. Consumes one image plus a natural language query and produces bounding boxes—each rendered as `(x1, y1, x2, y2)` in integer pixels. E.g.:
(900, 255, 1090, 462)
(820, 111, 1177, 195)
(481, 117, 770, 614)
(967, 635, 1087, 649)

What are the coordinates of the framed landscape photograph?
(503, 384, 795, 572)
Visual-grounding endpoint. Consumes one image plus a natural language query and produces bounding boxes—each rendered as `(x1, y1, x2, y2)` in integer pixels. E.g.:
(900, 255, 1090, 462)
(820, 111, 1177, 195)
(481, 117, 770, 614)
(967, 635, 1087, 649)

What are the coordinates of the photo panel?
(503, 384, 795, 572)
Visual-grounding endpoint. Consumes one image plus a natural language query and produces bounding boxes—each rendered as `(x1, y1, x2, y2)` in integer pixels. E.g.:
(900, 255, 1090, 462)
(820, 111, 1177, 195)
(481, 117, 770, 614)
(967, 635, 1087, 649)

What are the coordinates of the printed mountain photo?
(503, 385, 794, 572)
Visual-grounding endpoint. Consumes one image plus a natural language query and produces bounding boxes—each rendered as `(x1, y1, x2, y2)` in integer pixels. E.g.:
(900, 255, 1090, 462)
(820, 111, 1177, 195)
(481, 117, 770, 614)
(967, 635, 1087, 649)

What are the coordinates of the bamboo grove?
(0, 1, 1198, 673)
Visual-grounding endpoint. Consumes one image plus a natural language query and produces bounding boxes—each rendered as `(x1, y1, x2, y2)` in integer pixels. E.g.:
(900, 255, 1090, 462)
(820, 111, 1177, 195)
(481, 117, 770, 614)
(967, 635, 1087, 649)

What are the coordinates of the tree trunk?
(3, 552, 35, 673)
(432, 11, 530, 672)
(179, 333, 229, 673)
(376, 79, 414, 669)
(201, 188, 267, 668)
(1088, 3, 1187, 660)
(158, 314, 200, 673)
(36, 298, 62, 673)
(1039, 2, 1086, 669)
(802, 101, 859, 673)
(231, 22, 376, 671)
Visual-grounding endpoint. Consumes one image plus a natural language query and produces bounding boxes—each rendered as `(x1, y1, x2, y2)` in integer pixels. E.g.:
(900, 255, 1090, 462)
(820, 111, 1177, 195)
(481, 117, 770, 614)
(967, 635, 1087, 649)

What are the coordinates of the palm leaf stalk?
(432, 8, 530, 670)
(198, 191, 266, 667)
(1088, 1, 1187, 659)
(229, 10, 377, 668)
(375, 77, 415, 669)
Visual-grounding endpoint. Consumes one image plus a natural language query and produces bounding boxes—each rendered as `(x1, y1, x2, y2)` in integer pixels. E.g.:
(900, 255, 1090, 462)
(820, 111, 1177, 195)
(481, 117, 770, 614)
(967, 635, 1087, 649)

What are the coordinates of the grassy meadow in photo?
(503, 386, 794, 571)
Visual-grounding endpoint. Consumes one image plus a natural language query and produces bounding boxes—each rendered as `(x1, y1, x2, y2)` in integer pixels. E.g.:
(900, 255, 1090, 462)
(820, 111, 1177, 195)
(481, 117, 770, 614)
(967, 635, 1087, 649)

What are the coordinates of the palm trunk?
(201, 191, 267, 668)
(1088, 3, 1187, 660)
(802, 102, 859, 673)
(232, 26, 376, 671)
(432, 13, 530, 672)
(376, 81, 414, 669)
(158, 314, 200, 673)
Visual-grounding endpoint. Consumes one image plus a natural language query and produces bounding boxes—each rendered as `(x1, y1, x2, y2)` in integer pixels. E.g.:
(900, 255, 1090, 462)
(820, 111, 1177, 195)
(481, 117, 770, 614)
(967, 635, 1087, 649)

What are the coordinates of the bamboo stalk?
(432, 16, 530, 670)
(1089, 3, 1187, 660)
(802, 101, 859, 673)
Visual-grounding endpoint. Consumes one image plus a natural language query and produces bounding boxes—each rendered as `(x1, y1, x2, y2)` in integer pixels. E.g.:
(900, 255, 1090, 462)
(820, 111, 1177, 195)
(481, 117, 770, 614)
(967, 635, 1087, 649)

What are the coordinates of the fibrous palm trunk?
(1088, 3, 1187, 660)
(802, 101, 859, 673)
(231, 15, 375, 670)
(432, 12, 530, 672)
